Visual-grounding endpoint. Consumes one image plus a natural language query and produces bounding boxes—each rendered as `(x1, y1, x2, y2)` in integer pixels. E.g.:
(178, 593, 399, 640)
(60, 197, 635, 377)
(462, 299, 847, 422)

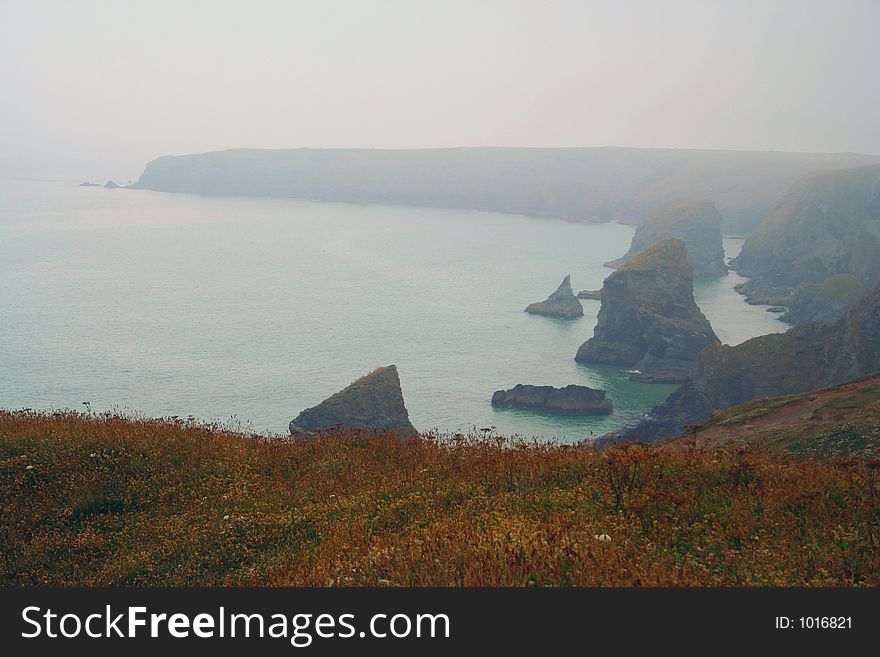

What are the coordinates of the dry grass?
(2, 410, 878, 586)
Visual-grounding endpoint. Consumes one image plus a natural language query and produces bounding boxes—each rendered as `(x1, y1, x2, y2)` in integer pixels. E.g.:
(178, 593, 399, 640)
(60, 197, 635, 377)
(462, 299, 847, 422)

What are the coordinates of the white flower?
(89, 453, 96, 458)
(594, 533, 611, 542)
(223, 515, 230, 521)
(25, 465, 34, 470)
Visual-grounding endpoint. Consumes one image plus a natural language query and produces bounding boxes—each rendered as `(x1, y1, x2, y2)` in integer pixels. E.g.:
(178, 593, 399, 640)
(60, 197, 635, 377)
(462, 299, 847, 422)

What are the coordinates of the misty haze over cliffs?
(131, 147, 880, 234)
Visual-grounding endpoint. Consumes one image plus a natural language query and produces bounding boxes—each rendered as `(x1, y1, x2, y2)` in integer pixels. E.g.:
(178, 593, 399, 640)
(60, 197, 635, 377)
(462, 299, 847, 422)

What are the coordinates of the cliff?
(491, 384, 612, 416)
(130, 147, 880, 233)
(732, 164, 880, 319)
(575, 238, 718, 383)
(289, 365, 417, 437)
(617, 283, 880, 442)
(781, 273, 866, 325)
(605, 198, 726, 276)
(524, 275, 583, 319)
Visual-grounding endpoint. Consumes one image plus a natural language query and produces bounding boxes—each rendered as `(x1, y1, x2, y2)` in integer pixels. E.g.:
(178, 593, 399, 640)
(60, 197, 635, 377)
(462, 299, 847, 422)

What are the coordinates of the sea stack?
(289, 365, 418, 437)
(491, 384, 612, 416)
(605, 198, 727, 276)
(615, 281, 880, 443)
(576, 238, 718, 383)
(104, 180, 119, 189)
(525, 275, 583, 319)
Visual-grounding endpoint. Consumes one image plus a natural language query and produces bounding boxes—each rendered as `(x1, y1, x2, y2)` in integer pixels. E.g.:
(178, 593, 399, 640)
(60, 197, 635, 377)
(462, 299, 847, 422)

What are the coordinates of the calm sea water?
(0, 180, 787, 440)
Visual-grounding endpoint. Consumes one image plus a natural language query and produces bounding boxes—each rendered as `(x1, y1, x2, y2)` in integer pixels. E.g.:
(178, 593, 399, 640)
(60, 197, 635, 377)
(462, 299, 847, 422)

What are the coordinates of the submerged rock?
(576, 238, 718, 383)
(491, 384, 612, 416)
(525, 275, 583, 319)
(605, 198, 727, 276)
(289, 365, 417, 437)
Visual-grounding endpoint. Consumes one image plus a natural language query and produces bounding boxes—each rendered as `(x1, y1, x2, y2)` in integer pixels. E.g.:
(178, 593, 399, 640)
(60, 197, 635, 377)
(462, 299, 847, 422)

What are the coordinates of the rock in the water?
(289, 365, 417, 437)
(79, 181, 100, 187)
(576, 238, 718, 383)
(605, 198, 727, 276)
(781, 274, 866, 326)
(491, 384, 612, 416)
(766, 306, 786, 313)
(525, 275, 583, 319)
(615, 282, 880, 443)
(732, 164, 880, 323)
(104, 180, 119, 189)
(576, 289, 602, 300)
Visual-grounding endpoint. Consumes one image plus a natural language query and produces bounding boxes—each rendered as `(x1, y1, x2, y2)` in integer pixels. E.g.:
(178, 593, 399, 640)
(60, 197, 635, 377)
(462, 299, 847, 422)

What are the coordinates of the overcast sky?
(2, 0, 879, 180)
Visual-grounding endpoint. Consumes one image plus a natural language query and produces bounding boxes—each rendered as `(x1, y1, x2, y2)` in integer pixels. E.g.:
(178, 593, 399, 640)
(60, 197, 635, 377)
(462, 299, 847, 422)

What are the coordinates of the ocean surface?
(0, 180, 788, 440)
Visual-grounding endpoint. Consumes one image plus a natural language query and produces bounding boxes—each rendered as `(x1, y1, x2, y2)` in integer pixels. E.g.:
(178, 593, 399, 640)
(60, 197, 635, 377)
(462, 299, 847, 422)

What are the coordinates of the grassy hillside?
(672, 374, 880, 457)
(2, 410, 878, 586)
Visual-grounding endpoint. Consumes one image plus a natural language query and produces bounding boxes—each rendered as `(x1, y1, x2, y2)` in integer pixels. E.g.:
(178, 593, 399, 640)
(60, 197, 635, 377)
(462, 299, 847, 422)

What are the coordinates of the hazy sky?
(2, 0, 879, 180)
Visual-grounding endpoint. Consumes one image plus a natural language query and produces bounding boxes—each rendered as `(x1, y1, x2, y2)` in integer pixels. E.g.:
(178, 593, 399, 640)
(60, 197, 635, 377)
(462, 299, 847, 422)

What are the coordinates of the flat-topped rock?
(289, 365, 417, 437)
(605, 198, 727, 276)
(525, 275, 583, 319)
(491, 384, 612, 416)
(576, 238, 718, 383)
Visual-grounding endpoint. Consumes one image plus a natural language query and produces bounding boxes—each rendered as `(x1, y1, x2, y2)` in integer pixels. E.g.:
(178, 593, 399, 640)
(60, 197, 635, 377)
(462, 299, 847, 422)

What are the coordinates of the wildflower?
(223, 515, 230, 521)
(594, 533, 611, 542)
(25, 465, 34, 470)
(89, 453, 96, 458)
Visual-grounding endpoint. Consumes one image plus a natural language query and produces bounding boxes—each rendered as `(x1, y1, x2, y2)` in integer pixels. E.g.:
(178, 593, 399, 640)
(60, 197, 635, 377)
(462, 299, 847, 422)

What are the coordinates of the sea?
(0, 179, 788, 440)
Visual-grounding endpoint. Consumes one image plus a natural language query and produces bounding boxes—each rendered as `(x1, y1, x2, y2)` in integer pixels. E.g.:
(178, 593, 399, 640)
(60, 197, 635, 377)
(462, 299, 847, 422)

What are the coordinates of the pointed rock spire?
(524, 274, 583, 319)
(289, 365, 418, 437)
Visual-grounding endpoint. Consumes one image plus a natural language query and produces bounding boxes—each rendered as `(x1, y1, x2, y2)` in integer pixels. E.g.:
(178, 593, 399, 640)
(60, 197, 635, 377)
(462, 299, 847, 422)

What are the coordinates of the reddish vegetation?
(1, 410, 878, 586)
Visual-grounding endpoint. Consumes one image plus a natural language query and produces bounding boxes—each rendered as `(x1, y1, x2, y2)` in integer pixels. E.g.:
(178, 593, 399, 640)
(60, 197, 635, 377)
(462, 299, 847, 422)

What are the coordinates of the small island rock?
(525, 275, 583, 319)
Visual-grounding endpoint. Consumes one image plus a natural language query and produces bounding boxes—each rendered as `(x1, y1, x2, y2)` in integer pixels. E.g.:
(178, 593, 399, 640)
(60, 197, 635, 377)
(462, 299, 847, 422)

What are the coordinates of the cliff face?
(732, 164, 880, 320)
(491, 384, 613, 416)
(605, 198, 727, 276)
(289, 365, 417, 437)
(618, 283, 880, 442)
(131, 147, 880, 233)
(525, 275, 583, 319)
(782, 274, 866, 326)
(575, 238, 718, 383)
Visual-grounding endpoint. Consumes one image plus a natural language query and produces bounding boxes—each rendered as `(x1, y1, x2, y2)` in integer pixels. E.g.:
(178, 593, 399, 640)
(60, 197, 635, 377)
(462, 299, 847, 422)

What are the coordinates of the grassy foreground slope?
(2, 410, 878, 586)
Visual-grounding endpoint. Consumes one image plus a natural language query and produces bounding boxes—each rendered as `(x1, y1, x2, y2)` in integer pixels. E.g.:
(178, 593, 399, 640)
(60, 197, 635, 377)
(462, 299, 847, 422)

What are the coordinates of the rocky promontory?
(289, 365, 418, 437)
(605, 198, 727, 276)
(576, 238, 718, 383)
(731, 164, 880, 322)
(525, 275, 583, 319)
(491, 384, 612, 416)
(615, 282, 880, 443)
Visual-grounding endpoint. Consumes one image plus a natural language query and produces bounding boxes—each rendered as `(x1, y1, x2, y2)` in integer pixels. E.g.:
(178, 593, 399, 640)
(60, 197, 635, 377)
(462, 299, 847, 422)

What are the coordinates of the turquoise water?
(0, 180, 787, 440)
